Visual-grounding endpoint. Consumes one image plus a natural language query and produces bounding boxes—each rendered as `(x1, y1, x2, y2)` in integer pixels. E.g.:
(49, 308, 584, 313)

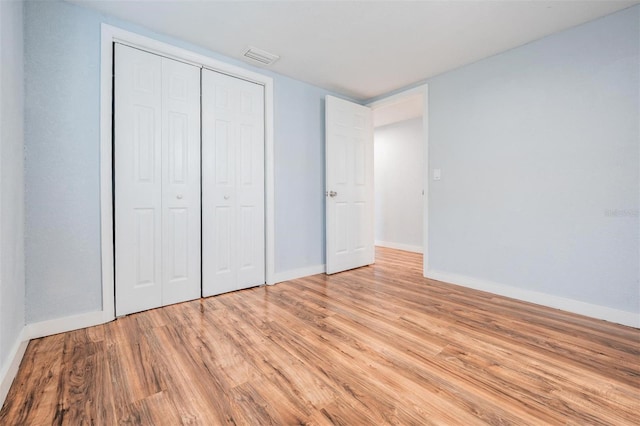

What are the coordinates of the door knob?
(327, 191, 337, 197)
(176, 194, 183, 199)
(224, 195, 230, 200)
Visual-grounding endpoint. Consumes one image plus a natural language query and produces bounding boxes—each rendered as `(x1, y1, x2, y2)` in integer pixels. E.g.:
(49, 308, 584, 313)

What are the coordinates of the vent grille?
(243, 46, 279, 66)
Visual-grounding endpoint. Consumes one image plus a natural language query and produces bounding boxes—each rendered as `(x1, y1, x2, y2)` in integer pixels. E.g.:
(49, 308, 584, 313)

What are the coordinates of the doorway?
(113, 45, 267, 316)
(368, 86, 428, 274)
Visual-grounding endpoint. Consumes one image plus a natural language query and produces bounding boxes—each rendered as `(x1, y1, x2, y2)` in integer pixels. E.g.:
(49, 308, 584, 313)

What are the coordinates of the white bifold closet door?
(114, 44, 201, 316)
(202, 69, 265, 297)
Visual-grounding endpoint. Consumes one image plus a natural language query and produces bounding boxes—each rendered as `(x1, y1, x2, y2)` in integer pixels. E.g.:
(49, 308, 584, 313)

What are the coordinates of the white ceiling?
(68, 0, 638, 100)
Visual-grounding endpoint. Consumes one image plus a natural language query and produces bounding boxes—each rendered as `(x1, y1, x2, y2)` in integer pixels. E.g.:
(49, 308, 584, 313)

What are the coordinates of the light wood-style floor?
(2, 247, 639, 425)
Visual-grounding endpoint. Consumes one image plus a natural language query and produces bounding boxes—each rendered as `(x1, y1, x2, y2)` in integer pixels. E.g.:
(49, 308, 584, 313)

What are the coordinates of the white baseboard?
(375, 240, 423, 254)
(271, 264, 326, 284)
(0, 328, 28, 408)
(425, 269, 640, 328)
(24, 309, 113, 340)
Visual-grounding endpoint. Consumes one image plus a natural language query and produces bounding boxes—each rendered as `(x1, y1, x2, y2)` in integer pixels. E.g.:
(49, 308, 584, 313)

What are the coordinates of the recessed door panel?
(166, 208, 188, 279)
(134, 208, 157, 287)
(215, 120, 231, 185)
(202, 69, 265, 297)
(134, 64, 154, 93)
(353, 202, 366, 251)
(240, 91, 252, 114)
(168, 74, 188, 101)
(208, 205, 234, 294)
(168, 112, 188, 184)
(216, 86, 229, 109)
(134, 106, 156, 183)
(335, 135, 348, 185)
(335, 202, 348, 254)
(354, 138, 366, 186)
(239, 206, 255, 269)
(240, 125, 253, 186)
(215, 206, 232, 274)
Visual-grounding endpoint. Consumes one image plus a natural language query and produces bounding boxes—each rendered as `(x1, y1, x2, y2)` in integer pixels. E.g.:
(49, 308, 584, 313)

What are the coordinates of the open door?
(325, 95, 374, 274)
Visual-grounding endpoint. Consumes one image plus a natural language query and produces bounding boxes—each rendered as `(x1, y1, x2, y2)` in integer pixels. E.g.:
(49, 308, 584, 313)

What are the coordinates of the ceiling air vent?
(243, 46, 280, 66)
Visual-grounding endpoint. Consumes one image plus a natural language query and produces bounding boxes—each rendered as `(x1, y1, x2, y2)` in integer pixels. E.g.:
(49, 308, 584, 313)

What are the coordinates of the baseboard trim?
(0, 328, 28, 408)
(375, 241, 423, 254)
(271, 264, 326, 284)
(25, 310, 113, 340)
(425, 269, 640, 328)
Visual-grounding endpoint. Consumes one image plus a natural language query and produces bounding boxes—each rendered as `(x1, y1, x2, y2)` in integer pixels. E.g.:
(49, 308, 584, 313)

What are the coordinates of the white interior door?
(202, 69, 265, 297)
(115, 44, 201, 316)
(325, 95, 374, 274)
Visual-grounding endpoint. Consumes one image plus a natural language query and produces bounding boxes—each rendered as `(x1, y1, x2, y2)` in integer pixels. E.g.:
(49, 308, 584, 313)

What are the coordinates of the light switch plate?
(433, 169, 441, 181)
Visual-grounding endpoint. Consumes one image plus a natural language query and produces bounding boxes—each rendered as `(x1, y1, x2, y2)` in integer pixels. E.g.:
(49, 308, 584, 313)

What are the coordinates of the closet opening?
(100, 25, 275, 319)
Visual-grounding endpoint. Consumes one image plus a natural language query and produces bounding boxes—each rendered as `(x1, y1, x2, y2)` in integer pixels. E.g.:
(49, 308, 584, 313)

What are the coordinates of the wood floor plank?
(0, 335, 66, 425)
(2, 247, 639, 425)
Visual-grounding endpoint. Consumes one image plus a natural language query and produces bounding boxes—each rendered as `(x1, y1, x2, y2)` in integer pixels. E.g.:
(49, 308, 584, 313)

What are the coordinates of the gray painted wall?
(427, 6, 639, 314)
(0, 0, 26, 371)
(374, 118, 424, 250)
(24, 0, 336, 323)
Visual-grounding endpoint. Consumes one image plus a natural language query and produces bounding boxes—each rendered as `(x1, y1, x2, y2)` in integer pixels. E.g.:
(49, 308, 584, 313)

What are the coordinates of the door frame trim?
(367, 84, 429, 277)
(100, 24, 276, 320)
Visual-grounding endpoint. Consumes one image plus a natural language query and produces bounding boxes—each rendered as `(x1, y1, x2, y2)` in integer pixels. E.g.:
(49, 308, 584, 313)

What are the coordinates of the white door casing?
(202, 69, 265, 296)
(325, 95, 374, 274)
(366, 84, 429, 277)
(114, 44, 201, 316)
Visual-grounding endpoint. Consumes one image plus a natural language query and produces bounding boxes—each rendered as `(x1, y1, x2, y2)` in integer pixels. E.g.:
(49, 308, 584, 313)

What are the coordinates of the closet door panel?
(161, 57, 201, 306)
(115, 44, 163, 316)
(202, 71, 237, 295)
(236, 85, 264, 288)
